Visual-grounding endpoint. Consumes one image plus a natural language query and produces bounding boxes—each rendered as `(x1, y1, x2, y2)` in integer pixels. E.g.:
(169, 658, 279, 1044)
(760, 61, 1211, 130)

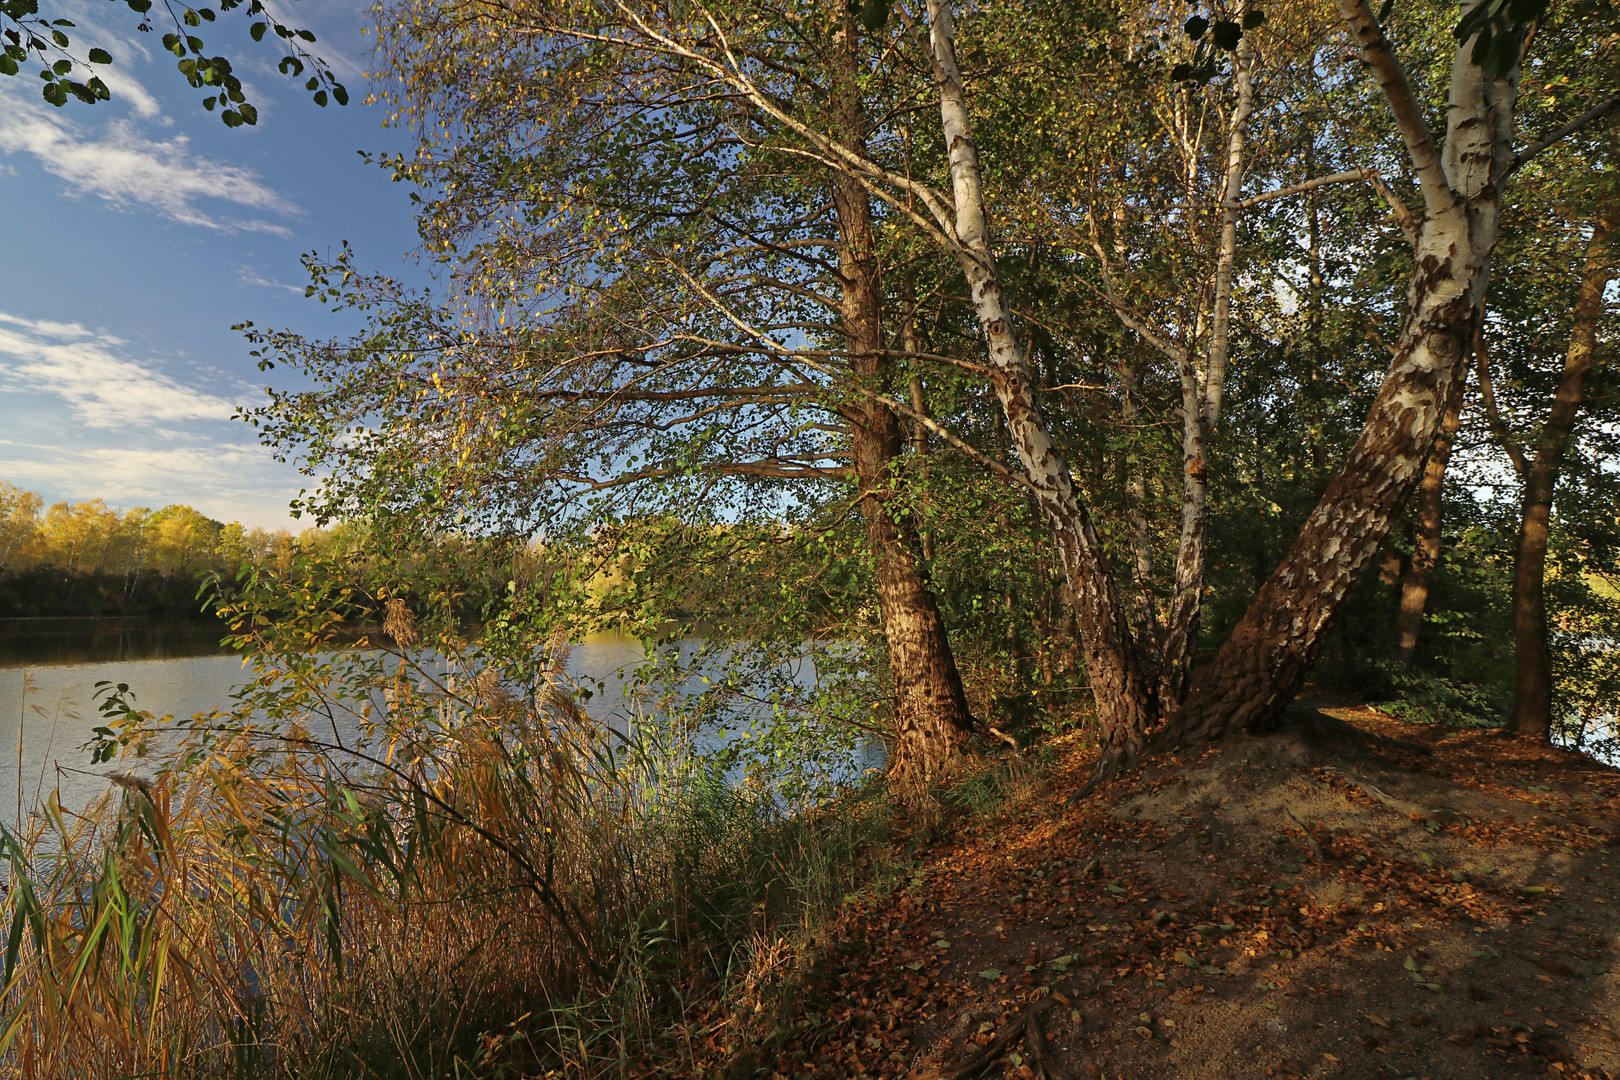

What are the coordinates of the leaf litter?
(699, 705, 1620, 1080)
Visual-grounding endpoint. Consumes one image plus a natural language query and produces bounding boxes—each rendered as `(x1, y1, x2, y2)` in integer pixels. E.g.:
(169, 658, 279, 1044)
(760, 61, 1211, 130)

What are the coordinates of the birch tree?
(1169, 0, 1619, 742)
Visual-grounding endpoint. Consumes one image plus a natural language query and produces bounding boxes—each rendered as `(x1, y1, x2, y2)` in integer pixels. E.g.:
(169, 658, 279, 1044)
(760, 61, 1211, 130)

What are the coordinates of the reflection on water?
(0, 654, 253, 824)
(0, 620, 705, 824)
(0, 617, 239, 668)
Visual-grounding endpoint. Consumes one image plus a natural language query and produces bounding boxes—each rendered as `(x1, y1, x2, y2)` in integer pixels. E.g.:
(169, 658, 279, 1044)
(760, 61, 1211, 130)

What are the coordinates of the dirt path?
(752, 708, 1620, 1080)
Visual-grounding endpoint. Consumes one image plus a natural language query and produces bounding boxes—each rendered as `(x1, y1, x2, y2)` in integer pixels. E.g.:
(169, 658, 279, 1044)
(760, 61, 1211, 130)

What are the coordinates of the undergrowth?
(0, 571, 940, 1080)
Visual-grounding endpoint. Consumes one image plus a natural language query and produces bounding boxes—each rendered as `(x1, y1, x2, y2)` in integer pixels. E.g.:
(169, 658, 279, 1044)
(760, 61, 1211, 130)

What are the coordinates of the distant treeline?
(0, 481, 330, 618)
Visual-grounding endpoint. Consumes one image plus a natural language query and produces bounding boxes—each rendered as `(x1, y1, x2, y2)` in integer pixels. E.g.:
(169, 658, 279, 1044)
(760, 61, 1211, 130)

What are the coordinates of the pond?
(0, 618, 668, 827)
(0, 618, 879, 829)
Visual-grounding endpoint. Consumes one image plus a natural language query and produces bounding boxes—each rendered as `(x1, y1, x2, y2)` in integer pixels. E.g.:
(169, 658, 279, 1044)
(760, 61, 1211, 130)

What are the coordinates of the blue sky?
(0, 0, 424, 529)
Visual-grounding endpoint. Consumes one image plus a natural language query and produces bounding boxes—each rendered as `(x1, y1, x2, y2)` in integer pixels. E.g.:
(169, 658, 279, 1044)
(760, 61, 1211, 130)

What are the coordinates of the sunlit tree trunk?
(831, 21, 975, 779)
(1159, 36, 1255, 710)
(924, 0, 1156, 761)
(1511, 210, 1615, 739)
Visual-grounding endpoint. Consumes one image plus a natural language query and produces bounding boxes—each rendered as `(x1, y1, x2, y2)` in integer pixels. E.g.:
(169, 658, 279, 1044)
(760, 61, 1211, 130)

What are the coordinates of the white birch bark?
(1171, 0, 1518, 740)
(923, 0, 1157, 755)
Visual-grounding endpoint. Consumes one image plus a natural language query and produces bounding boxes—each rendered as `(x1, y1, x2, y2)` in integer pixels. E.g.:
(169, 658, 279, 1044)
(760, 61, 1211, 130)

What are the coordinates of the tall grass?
(0, 589, 898, 1080)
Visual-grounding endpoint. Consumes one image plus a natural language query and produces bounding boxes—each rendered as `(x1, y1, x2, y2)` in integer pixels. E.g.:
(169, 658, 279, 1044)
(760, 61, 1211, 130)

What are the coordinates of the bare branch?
(1336, 0, 1453, 216)
(1233, 169, 1376, 210)
(1506, 92, 1620, 178)
(1474, 325, 1529, 479)
(668, 264, 1035, 492)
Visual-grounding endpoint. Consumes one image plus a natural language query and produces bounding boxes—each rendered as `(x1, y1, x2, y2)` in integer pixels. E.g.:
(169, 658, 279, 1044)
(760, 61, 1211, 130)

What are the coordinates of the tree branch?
(1474, 326, 1529, 479)
(1335, 0, 1453, 217)
(1234, 169, 1375, 210)
(667, 265, 1036, 492)
(1506, 92, 1620, 178)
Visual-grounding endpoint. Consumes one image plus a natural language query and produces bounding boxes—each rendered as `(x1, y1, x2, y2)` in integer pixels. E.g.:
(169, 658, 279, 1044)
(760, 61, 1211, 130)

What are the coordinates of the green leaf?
(978, 968, 1002, 980)
(860, 0, 888, 32)
(332, 83, 348, 106)
(250, 21, 266, 41)
(1211, 20, 1242, 50)
(87, 47, 111, 64)
(1183, 15, 1209, 39)
(1377, 0, 1394, 19)
(313, 89, 327, 107)
(1242, 9, 1267, 28)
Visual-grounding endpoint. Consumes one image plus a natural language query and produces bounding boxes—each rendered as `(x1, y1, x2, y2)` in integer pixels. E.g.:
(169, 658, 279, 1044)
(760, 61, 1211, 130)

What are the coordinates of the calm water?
(0, 618, 664, 826)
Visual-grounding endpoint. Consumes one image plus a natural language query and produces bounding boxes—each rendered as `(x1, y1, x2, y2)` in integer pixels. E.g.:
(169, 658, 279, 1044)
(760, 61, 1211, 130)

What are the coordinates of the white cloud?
(0, 90, 298, 233)
(0, 313, 239, 428)
(238, 268, 306, 293)
(255, 0, 370, 82)
(0, 440, 302, 528)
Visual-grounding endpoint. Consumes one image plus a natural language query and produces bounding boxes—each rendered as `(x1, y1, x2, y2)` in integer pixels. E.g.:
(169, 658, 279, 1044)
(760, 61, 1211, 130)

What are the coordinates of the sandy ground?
(746, 708, 1620, 1080)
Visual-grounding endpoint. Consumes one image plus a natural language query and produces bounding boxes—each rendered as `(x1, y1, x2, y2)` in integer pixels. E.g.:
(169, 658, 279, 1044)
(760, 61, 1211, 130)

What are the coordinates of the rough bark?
(1168, 0, 1516, 741)
(924, 0, 1157, 761)
(830, 21, 975, 779)
(1511, 211, 1615, 739)
(1395, 377, 1465, 663)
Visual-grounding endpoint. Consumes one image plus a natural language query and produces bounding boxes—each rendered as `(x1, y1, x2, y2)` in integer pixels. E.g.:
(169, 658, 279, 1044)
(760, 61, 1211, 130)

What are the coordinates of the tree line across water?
(0, 481, 303, 617)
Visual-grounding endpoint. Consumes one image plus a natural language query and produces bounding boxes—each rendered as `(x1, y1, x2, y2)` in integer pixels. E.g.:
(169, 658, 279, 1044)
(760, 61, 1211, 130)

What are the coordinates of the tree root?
(1065, 753, 1118, 805)
(931, 1000, 1066, 1080)
(1281, 804, 1325, 862)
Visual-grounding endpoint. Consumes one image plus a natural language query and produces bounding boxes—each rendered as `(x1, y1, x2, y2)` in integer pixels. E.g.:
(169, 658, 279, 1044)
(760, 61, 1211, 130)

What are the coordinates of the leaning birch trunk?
(923, 0, 1157, 760)
(1169, 0, 1516, 741)
(1510, 209, 1615, 739)
(830, 18, 976, 778)
(1159, 36, 1255, 710)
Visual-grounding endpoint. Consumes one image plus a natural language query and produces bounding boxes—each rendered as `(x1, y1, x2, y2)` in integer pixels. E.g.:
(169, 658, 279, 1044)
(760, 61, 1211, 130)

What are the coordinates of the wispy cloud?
(0, 313, 239, 428)
(0, 90, 299, 233)
(255, 0, 370, 82)
(238, 268, 306, 293)
(0, 440, 301, 527)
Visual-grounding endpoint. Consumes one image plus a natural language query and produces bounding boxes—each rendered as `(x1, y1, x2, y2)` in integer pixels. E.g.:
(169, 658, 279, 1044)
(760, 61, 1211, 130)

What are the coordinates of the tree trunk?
(1511, 210, 1615, 739)
(831, 21, 975, 779)
(1394, 377, 1465, 663)
(924, 0, 1157, 762)
(1160, 36, 1255, 710)
(1167, 0, 1516, 741)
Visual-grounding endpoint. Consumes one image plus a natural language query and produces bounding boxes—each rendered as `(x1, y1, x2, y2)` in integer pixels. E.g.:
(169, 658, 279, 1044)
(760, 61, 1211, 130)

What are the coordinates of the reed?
(0, 600, 895, 1080)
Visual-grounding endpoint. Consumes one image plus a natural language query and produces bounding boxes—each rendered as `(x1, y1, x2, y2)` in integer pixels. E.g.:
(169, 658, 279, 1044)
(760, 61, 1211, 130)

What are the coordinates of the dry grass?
(0, 605, 890, 1080)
